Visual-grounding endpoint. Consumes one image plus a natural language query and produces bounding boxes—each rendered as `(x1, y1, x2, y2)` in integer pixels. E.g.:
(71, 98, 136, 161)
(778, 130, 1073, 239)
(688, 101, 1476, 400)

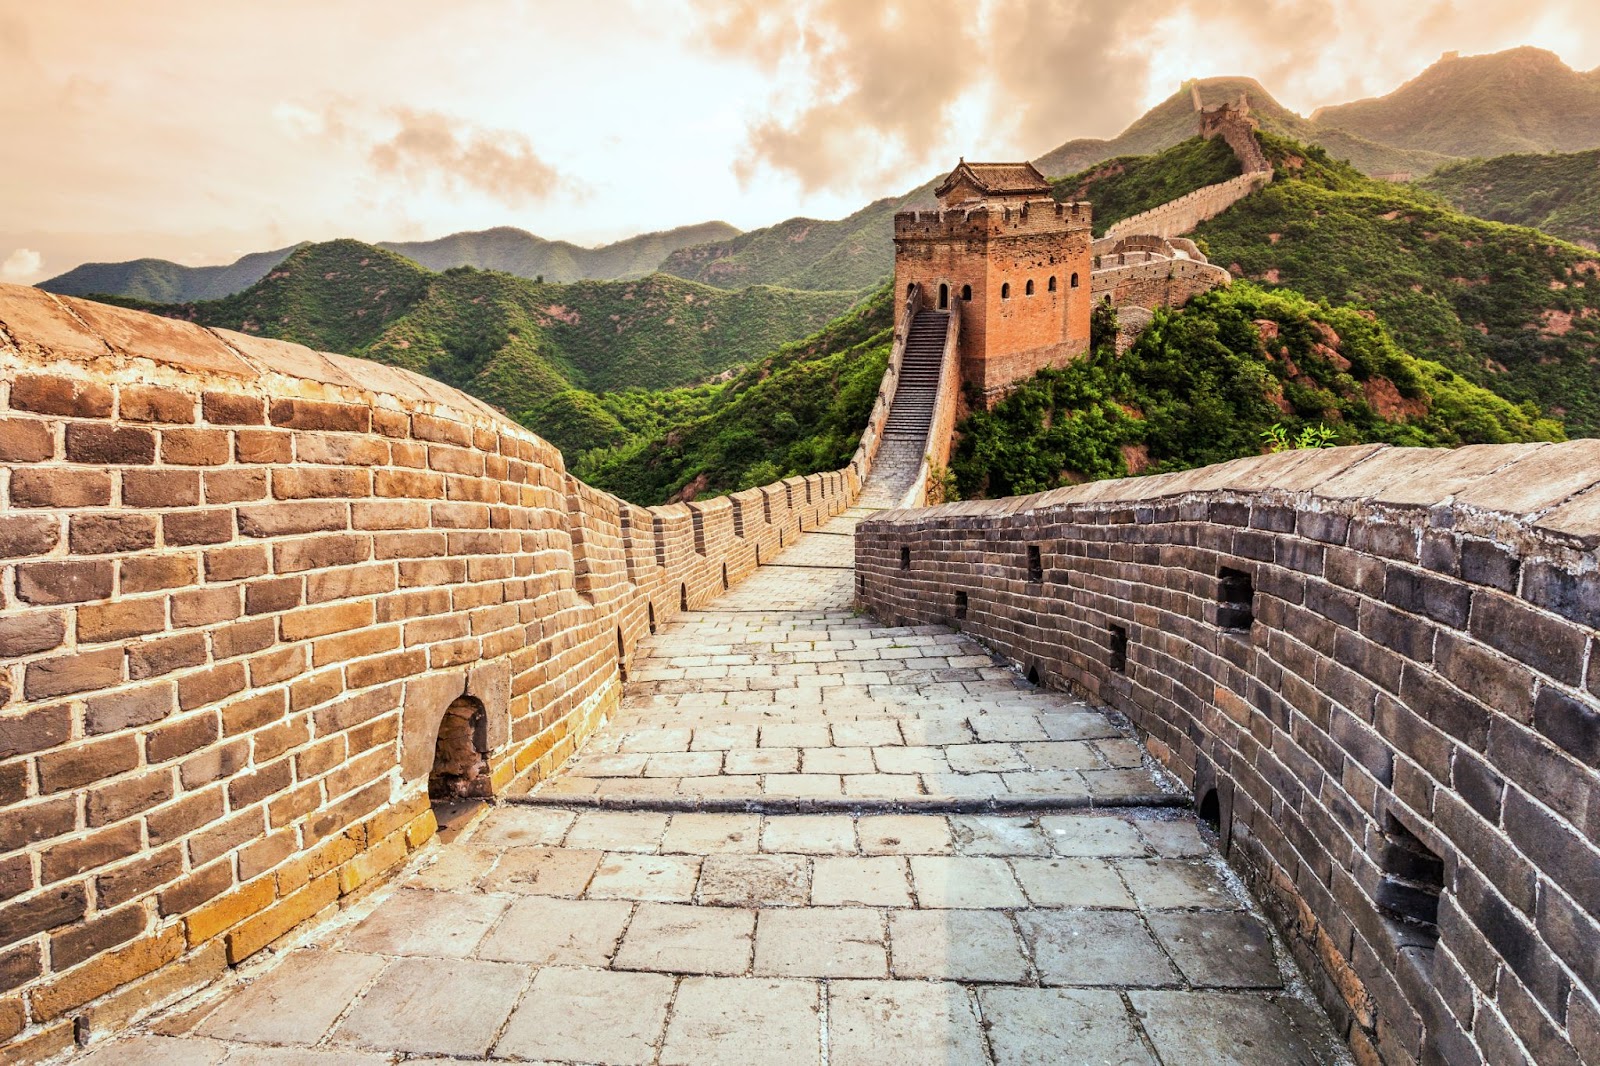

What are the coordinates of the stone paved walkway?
(75, 507, 1349, 1065)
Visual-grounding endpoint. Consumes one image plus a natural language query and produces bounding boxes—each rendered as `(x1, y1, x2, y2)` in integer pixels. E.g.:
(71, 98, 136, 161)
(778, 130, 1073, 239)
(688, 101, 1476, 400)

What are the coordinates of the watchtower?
(893, 160, 1093, 404)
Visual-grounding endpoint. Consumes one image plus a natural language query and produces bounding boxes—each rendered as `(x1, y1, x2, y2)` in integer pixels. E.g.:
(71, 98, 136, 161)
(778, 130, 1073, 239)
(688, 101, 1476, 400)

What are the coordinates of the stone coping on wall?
(854, 439, 1600, 1065)
(0, 281, 870, 1061)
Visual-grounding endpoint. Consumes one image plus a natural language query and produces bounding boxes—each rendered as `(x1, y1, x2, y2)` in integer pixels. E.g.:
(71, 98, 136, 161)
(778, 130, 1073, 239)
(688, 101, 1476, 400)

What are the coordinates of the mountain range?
(40, 47, 1600, 305)
(40, 221, 740, 303)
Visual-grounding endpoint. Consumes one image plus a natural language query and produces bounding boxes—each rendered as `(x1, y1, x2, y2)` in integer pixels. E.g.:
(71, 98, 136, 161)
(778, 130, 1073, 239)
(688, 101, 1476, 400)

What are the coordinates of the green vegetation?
(116, 239, 863, 465)
(41, 223, 743, 303)
(574, 287, 895, 503)
(376, 222, 741, 283)
(1312, 47, 1600, 160)
(1419, 149, 1600, 249)
(1033, 77, 1450, 182)
(1194, 133, 1600, 433)
(660, 184, 936, 293)
(1051, 137, 1241, 236)
(952, 288, 1562, 499)
(39, 245, 303, 304)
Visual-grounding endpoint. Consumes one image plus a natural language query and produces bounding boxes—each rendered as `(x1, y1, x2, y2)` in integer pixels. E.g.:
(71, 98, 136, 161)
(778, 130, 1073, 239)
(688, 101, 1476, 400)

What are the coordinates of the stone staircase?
(857, 310, 949, 508)
(883, 310, 949, 438)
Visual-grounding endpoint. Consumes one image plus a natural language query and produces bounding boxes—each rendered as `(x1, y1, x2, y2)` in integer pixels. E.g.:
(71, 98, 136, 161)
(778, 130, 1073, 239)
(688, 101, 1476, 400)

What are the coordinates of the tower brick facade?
(894, 161, 1094, 404)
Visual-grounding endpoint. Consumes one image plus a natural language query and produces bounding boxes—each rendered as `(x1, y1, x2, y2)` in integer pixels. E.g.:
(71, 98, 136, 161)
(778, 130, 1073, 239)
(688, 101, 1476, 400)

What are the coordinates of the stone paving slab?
(81, 509, 1348, 1065)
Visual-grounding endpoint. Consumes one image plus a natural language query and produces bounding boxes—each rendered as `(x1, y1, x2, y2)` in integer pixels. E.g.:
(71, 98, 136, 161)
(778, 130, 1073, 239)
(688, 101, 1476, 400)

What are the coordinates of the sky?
(3, 0, 1599, 284)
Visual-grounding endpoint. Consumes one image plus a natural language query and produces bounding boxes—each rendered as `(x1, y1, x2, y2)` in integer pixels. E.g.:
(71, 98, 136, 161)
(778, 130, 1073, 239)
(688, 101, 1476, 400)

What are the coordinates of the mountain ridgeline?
(39, 222, 743, 303)
(44, 48, 1600, 307)
(1419, 149, 1600, 250)
(115, 240, 861, 460)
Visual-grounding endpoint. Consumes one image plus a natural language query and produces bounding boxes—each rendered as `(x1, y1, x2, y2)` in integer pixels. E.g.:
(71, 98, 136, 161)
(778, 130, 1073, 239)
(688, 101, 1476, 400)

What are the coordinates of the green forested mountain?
(574, 288, 895, 503)
(38, 246, 305, 304)
(1312, 48, 1600, 160)
(376, 223, 740, 282)
(1419, 149, 1600, 250)
(1050, 136, 1242, 236)
(1195, 134, 1600, 433)
(953, 292, 1561, 499)
(1033, 77, 1449, 181)
(38, 222, 740, 301)
(113, 240, 862, 458)
(660, 185, 936, 292)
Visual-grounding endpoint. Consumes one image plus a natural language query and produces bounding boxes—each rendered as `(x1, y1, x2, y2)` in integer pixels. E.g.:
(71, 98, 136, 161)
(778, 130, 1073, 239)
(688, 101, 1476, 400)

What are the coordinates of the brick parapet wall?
(0, 283, 857, 1059)
(1103, 171, 1271, 241)
(856, 441, 1600, 1066)
(1090, 258, 1235, 312)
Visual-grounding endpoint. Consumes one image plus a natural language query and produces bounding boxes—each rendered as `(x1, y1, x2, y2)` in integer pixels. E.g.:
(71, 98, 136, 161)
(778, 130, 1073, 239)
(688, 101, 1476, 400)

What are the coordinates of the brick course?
(0, 283, 865, 1058)
(856, 441, 1600, 1066)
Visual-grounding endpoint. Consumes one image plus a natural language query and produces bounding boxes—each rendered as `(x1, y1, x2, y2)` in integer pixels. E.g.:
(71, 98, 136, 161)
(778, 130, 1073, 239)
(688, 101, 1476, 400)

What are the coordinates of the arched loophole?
(755, 544, 762, 566)
(961, 284, 972, 301)
(616, 627, 628, 682)
(647, 601, 657, 634)
(1198, 788, 1221, 833)
(430, 696, 490, 839)
(680, 583, 689, 612)
(1109, 624, 1128, 673)
(1048, 276, 1057, 292)
(721, 563, 729, 591)
(1025, 279, 1035, 296)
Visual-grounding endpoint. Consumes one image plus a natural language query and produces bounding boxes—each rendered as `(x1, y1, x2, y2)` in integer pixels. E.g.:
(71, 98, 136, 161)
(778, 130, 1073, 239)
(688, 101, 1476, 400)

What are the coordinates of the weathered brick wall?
(857, 442, 1600, 1066)
(0, 283, 856, 1059)
(1103, 171, 1271, 241)
(1089, 258, 1234, 313)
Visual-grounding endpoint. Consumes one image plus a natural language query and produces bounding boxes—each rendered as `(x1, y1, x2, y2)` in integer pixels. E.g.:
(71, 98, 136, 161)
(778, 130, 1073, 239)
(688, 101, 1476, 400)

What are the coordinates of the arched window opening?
(938, 283, 949, 310)
(1025, 279, 1035, 296)
(906, 282, 916, 298)
(1048, 276, 1057, 292)
(1071, 272, 1080, 288)
(1198, 789, 1221, 832)
(961, 284, 972, 301)
(1001, 283, 1011, 299)
(430, 695, 490, 838)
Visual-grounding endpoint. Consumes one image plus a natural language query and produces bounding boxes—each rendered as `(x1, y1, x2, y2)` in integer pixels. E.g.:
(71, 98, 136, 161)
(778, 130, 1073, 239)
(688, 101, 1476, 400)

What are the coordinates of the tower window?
(1025, 279, 1035, 296)
(961, 284, 972, 301)
(1001, 283, 1011, 299)
(1048, 276, 1057, 292)
(1071, 272, 1080, 288)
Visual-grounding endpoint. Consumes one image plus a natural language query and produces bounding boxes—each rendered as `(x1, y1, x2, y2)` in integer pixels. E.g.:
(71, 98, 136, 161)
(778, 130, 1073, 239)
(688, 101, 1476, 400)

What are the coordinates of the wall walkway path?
(71, 476, 1348, 1063)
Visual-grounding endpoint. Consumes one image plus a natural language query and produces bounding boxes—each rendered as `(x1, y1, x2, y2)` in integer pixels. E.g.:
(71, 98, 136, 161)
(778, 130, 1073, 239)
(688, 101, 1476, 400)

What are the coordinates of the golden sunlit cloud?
(0, 0, 1597, 279)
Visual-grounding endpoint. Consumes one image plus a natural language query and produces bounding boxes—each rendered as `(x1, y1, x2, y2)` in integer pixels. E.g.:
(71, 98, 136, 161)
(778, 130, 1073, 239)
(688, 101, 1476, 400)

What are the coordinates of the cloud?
(367, 108, 570, 208)
(700, 0, 1600, 195)
(1, 248, 43, 282)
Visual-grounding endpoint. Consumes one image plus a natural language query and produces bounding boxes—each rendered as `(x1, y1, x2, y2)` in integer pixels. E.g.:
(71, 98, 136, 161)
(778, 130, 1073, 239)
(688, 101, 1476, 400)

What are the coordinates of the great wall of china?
(0, 100, 1594, 1066)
